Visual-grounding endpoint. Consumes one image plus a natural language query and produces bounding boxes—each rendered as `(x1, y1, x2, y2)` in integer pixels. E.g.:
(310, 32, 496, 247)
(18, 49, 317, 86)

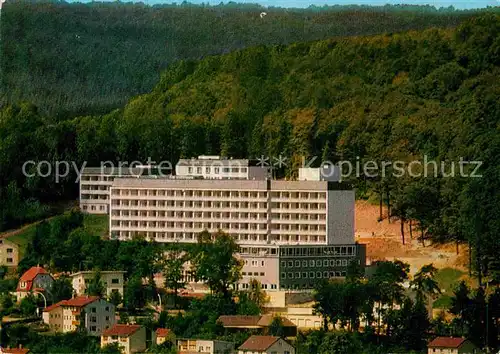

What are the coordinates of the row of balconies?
(110, 225, 269, 233)
(110, 222, 326, 233)
(80, 195, 108, 200)
(109, 215, 325, 224)
(111, 200, 267, 207)
(111, 190, 268, 198)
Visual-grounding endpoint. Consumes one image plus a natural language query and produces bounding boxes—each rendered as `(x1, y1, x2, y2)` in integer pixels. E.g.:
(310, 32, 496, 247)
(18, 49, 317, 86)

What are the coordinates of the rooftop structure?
(176, 156, 270, 180)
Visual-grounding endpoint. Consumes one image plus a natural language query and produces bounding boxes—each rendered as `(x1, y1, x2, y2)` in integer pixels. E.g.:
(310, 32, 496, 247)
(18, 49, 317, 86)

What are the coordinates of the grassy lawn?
(5, 223, 38, 258)
(433, 267, 465, 309)
(83, 214, 109, 237)
(3, 214, 109, 258)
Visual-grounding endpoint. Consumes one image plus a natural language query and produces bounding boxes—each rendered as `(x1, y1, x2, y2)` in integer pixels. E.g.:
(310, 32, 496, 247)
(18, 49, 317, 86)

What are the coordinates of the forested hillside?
(0, 1, 492, 116)
(1, 14, 500, 283)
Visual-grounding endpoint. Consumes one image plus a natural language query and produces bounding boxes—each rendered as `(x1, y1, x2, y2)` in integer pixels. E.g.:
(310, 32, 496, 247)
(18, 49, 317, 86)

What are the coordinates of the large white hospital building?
(79, 156, 364, 290)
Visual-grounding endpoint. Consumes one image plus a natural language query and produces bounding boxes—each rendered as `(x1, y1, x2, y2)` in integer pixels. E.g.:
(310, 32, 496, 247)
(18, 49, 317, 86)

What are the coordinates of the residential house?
(42, 296, 115, 336)
(427, 337, 482, 354)
(217, 315, 297, 337)
(16, 266, 54, 302)
(0, 238, 20, 267)
(238, 336, 295, 354)
(156, 328, 173, 345)
(101, 324, 146, 354)
(70, 271, 126, 297)
(176, 338, 235, 354)
(0, 346, 30, 354)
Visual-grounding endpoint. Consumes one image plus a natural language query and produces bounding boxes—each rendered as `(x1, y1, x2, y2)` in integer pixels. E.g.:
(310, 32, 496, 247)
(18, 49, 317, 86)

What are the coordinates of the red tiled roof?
(43, 300, 68, 312)
(257, 314, 296, 327)
(238, 335, 280, 351)
(17, 266, 50, 292)
(63, 296, 99, 307)
(217, 315, 296, 328)
(1, 348, 30, 354)
(428, 337, 467, 348)
(43, 296, 100, 312)
(102, 324, 141, 337)
(218, 315, 261, 327)
(156, 328, 171, 337)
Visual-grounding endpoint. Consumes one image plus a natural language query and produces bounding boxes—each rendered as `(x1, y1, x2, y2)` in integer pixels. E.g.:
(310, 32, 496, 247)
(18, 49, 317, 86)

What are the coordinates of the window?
(288, 261, 293, 267)
(295, 272, 300, 279)
(206, 167, 211, 174)
(281, 273, 286, 279)
(196, 167, 202, 174)
(105, 306, 110, 311)
(316, 260, 322, 267)
(295, 260, 300, 267)
(90, 326, 97, 332)
(287, 273, 293, 279)
(260, 272, 264, 276)
(91, 307, 96, 313)
(309, 272, 315, 278)
(188, 167, 193, 173)
(214, 167, 219, 174)
(316, 272, 322, 278)
(302, 260, 307, 267)
(309, 260, 315, 267)
(302, 272, 307, 278)
(6, 248, 13, 253)
(111, 278, 119, 284)
(323, 260, 329, 267)
(105, 316, 110, 321)
(6, 258, 13, 263)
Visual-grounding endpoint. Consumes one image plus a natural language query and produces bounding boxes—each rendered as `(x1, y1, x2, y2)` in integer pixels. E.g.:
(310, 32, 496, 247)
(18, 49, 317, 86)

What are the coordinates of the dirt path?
(0, 216, 56, 240)
(355, 200, 468, 275)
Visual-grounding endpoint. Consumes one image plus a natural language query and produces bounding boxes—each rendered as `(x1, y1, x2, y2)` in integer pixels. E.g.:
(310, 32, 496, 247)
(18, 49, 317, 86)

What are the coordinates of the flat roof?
(81, 167, 146, 176)
(111, 178, 268, 190)
(110, 178, 353, 191)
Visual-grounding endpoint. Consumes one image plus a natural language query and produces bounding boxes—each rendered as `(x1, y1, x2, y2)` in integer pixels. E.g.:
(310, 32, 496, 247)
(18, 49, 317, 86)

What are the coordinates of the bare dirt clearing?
(355, 201, 469, 275)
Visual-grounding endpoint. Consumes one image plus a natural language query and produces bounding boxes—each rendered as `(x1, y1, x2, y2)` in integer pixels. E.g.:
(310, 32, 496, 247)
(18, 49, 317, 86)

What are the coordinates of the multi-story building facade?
(278, 244, 366, 290)
(176, 338, 235, 354)
(101, 324, 147, 354)
(16, 266, 54, 302)
(176, 155, 270, 180)
(238, 246, 279, 291)
(109, 179, 354, 246)
(43, 296, 116, 336)
(70, 271, 126, 297)
(81, 157, 270, 215)
(80, 167, 144, 214)
(0, 239, 19, 267)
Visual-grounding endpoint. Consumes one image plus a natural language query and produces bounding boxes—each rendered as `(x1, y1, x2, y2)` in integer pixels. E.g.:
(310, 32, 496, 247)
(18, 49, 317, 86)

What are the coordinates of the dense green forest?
(1, 1, 496, 116)
(1, 10, 500, 285)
